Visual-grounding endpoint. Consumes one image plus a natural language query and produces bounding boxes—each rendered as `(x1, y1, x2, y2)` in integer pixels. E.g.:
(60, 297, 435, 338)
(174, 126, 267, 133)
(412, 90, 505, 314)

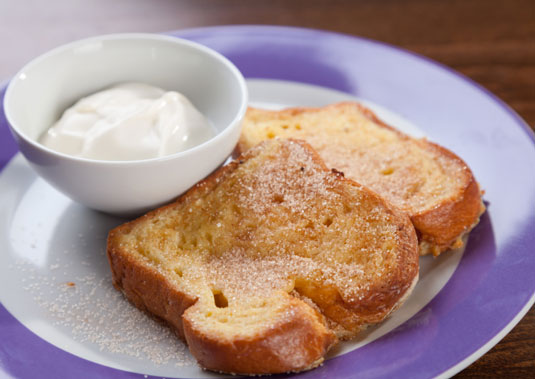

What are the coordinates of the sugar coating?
(16, 259, 195, 367)
(119, 139, 416, 334)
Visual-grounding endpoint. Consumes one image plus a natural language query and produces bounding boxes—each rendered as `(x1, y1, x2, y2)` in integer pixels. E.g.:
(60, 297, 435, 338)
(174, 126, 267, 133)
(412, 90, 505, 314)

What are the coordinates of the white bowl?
(4, 33, 248, 215)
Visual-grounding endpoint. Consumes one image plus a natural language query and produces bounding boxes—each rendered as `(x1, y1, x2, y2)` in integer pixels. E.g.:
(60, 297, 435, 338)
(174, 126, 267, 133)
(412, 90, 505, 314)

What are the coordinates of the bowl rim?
(3, 33, 248, 167)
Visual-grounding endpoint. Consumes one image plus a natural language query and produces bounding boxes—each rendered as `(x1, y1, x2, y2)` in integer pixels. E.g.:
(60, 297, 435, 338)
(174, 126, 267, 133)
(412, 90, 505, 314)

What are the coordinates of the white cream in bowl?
(40, 83, 216, 161)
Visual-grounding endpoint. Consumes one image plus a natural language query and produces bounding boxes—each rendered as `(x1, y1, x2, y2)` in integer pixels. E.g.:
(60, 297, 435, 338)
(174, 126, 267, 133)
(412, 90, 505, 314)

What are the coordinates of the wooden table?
(1, 0, 533, 377)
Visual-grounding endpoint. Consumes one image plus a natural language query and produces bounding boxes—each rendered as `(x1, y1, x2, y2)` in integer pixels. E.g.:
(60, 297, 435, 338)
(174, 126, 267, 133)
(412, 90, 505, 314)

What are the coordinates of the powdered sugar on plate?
(18, 258, 193, 367)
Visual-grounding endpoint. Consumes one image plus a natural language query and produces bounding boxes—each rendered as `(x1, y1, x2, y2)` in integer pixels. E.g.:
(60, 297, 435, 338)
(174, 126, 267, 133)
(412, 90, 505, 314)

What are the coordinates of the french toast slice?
(107, 139, 419, 375)
(239, 103, 485, 256)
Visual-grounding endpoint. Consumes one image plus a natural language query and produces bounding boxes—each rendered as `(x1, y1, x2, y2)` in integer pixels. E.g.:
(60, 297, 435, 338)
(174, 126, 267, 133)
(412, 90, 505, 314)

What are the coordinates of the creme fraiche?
(39, 83, 215, 161)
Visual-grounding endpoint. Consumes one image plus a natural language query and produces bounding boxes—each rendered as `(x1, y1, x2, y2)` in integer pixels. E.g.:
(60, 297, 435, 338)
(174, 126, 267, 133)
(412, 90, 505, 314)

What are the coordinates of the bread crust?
(238, 103, 485, 256)
(107, 228, 198, 340)
(410, 141, 485, 255)
(107, 139, 419, 374)
(183, 292, 336, 374)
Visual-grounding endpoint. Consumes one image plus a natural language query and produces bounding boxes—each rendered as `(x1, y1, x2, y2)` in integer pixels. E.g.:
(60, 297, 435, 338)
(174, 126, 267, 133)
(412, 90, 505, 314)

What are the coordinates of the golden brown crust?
(410, 141, 485, 255)
(107, 139, 419, 374)
(183, 293, 337, 374)
(239, 103, 485, 256)
(107, 230, 198, 340)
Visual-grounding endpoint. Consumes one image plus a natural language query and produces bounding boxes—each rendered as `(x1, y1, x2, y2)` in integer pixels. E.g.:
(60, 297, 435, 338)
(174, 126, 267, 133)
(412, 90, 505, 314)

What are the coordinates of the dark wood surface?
(0, 0, 533, 377)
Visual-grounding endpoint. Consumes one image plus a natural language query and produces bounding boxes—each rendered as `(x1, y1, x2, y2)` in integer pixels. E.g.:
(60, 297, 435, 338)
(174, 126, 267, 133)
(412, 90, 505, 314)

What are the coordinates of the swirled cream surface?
(40, 83, 215, 161)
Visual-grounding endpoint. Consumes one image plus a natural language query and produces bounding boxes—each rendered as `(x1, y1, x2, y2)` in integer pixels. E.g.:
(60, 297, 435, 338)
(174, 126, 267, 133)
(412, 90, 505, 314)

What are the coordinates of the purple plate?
(1, 25, 534, 379)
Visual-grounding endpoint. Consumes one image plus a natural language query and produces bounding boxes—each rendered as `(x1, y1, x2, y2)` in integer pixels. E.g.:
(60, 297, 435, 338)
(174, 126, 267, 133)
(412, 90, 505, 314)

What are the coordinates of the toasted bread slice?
(107, 139, 419, 375)
(239, 103, 485, 256)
